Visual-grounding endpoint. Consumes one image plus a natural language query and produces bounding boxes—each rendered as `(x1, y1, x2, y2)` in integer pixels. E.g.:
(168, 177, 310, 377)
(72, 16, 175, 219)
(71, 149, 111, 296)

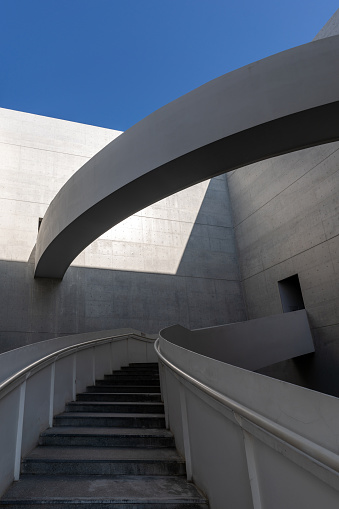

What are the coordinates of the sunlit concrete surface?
(0, 108, 245, 351)
(35, 35, 339, 279)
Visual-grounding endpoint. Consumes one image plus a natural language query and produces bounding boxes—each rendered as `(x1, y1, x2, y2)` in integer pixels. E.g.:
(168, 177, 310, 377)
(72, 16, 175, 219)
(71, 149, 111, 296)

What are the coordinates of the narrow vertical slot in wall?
(278, 274, 305, 313)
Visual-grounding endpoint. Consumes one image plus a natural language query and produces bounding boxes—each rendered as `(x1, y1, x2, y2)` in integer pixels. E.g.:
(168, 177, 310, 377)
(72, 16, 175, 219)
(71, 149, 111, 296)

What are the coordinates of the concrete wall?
(227, 9, 339, 396)
(0, 107, 246, 353)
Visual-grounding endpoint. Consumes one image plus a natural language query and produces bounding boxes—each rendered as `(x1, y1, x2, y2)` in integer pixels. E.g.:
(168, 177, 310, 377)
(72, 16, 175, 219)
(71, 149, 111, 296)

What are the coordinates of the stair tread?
(41, 427, 173, 437)
(89, 380, 160, 386)
(81, 392, 161, 395)
(56, 412, 165, 418)
(1, 475, 206, 503)
(69, 401, 163, 406)
(24, 447, 183, 462)
(78, 386, 161, 397)
(95, 384, 161, 386)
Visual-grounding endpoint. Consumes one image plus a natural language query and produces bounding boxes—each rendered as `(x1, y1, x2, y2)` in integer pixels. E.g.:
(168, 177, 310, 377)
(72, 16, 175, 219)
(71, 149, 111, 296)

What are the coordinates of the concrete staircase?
(1, 362, 208, 508)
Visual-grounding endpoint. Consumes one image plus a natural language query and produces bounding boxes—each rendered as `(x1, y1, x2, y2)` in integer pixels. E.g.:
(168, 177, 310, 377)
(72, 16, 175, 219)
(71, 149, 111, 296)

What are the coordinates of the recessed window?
(278, 274, 305, 313)
(38, 217, 43, 231)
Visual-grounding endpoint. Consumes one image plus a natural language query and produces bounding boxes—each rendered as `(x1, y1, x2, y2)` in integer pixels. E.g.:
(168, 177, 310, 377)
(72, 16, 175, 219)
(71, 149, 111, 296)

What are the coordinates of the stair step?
(129, 363, 159, 367)
(120, 365, 160, 372)
(86, 385, 161, 393)
(96, 378, 160, 386)
(66, 401, 164, 413)
(0, 475, 208, 508)
(104, 373, 159, 380)
(54, 412, 166, 428)
(39, 427, 175, 448)
(76, 392, 162, 402)
(21, 447, 186, 476)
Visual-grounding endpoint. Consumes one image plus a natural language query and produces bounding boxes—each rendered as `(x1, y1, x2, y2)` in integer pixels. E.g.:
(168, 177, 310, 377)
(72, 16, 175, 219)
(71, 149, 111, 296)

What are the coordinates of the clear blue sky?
(0, 1, 337, 131)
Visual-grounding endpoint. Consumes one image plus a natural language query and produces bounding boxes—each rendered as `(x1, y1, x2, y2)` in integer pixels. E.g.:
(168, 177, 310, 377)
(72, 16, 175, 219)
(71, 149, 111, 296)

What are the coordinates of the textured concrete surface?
(0, 107, 245, 352)
(313, 8, 339, 40)
(1, 475, 207, 503)
(24, 446, 182, 461)
(227, 11, 339, 396)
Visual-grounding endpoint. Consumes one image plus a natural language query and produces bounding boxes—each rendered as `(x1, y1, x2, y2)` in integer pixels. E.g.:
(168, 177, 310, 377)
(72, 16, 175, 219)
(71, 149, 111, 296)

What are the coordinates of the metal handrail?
(155, 337, 339, 474)
(0, 332, 154, 400)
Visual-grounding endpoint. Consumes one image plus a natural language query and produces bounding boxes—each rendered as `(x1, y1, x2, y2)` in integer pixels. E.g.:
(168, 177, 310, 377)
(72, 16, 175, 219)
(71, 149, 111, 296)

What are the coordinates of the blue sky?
(0, 1, 337, 131)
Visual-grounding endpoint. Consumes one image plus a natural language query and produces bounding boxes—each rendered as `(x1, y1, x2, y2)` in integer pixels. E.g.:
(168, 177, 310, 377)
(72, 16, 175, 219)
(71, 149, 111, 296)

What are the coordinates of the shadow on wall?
(255, 350, 339, 398)
(0, 176, 246, 353)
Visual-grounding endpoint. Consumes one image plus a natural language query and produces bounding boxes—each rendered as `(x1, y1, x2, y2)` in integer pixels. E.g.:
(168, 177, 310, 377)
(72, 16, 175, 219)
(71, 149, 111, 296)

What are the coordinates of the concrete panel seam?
(241, 232, 339, 282)
(232, 146, 339, 228)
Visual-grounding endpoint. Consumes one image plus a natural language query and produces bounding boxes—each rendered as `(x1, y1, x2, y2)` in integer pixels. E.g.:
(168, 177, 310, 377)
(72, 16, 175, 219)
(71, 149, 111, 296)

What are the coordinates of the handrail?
(155, 338, 339, 474)
(0, 332, 154, 400)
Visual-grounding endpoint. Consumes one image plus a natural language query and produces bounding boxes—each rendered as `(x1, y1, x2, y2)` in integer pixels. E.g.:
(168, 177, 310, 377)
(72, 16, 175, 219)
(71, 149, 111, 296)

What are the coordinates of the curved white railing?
(0, 330, 156, 497)
(155, 332, 339, 509)
(155, 339, 339, 472)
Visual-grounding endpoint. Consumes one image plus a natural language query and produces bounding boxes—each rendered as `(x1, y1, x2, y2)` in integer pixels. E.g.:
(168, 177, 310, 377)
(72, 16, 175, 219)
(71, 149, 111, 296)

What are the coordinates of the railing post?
(179, 383, 192, 481)
(72, 353, 77, 401)
(234, 412, 263, 509)
(92, 346, 96, 386)
(49, 362, 56, 427)
(159, 363, 170, 429)
(14, 381, 26, 480)
(109, 340, 113, 374)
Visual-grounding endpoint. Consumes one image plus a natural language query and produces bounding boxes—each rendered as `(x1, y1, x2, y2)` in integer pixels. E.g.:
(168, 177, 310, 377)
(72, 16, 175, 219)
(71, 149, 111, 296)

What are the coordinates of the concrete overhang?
(35, 35, 339, 278)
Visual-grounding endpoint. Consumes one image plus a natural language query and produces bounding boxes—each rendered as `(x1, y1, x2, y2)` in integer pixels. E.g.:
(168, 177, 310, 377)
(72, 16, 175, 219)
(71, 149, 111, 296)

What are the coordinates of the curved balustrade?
(161, 310, 314, 371)
(35, 35, 339, 278)
(0, 330, 156, 497)
(155, 331, 339, 508)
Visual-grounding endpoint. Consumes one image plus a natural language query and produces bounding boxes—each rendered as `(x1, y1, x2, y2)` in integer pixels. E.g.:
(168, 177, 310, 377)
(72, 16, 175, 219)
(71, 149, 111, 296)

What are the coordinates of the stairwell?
(0, 362, 208, 508)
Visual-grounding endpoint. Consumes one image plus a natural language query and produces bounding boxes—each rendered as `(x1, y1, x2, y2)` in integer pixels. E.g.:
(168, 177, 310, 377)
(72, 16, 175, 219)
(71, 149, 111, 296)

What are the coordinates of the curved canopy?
(35, 35, 339, 278)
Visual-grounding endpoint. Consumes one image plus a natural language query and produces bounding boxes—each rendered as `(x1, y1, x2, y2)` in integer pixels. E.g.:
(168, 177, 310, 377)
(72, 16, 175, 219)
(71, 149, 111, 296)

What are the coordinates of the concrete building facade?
(227, 10, 339, 395)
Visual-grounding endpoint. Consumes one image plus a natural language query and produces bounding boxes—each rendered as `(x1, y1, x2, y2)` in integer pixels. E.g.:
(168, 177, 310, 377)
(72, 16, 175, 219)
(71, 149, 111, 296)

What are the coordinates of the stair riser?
(120, 368, 160, 372)
(0, 503, 208, 508)
(76, 393, 162, 402)
(66, 403, 164, 413)
(21, 462, 186, 476)
(96, 379, 160, 386)
(119, 371, 160, 376)
(39, 436, 175, 447)
(129, 363, 159, 367)
(103, 376, 160, 381)
(53, 416, 166, 428)
(86, 386, 160, 393)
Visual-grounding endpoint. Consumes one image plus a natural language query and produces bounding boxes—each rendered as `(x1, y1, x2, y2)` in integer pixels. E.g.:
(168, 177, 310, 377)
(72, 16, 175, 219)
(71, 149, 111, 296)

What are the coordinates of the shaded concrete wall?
(227, 10, 339, 396)
(0, 107, 246, 353)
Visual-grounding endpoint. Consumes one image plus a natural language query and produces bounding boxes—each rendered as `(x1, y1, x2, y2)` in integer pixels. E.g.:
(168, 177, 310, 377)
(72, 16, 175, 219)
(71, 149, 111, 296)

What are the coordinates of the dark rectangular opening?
(278, 274, 305, 313)
(38, 217, 43, 231)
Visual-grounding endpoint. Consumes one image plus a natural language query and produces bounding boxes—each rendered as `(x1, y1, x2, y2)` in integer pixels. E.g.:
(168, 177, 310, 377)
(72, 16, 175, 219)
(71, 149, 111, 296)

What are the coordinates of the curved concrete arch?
(35, 36, 339, 279)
